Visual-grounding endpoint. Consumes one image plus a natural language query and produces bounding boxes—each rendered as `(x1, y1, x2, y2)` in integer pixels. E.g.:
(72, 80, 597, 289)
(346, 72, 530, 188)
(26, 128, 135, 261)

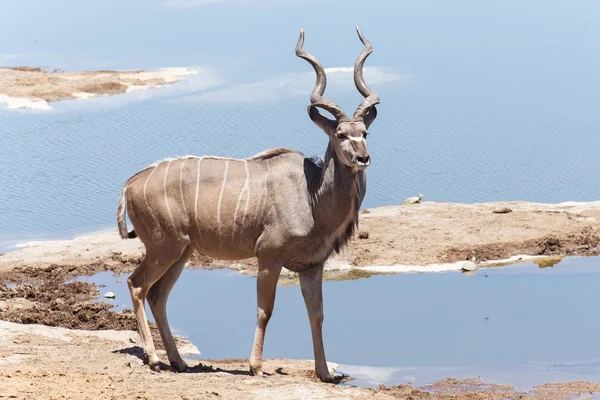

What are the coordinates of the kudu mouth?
(354, 156, 371, 170)
(355, 162, 370, 170)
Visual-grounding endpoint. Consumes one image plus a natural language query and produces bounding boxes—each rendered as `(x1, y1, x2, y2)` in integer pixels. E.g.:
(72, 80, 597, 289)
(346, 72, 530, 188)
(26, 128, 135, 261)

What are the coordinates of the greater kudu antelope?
(116, 26, 379, 382)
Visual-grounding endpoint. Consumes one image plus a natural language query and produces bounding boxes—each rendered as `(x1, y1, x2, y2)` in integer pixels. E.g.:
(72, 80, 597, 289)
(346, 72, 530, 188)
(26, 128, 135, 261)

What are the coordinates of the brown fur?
(116, 27, 380, 383)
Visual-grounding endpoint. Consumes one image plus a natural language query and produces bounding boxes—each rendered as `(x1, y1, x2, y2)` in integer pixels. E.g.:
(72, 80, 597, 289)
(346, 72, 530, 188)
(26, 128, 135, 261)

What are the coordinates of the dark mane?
(331, 177, 361, 255)
(249, 148, 304, 160)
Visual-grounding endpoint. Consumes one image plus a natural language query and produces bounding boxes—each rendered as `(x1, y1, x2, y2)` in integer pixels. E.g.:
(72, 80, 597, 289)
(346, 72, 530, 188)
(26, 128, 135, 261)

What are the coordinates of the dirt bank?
(0, 264, 198, 355)
(0, 66, 196, 110)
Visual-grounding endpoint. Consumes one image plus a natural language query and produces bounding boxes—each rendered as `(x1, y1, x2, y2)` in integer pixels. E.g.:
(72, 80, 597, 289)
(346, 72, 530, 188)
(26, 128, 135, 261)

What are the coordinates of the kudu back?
(117, 26, 380, 382)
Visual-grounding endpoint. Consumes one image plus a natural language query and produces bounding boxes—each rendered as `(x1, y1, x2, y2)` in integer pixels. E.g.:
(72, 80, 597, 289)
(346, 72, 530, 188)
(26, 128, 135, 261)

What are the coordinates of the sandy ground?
(2, 200, 600, 398)
(0, 66, 196, 110)
(1, 319, 599, 399)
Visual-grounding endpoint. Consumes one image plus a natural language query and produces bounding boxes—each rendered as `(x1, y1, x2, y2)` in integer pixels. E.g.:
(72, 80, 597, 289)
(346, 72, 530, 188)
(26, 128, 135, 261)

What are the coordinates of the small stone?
(460, 261, 478, 271)
(358, 231, 369, 239)
(104, 292, 116, 299)
(493, 207, 512, 214)
(402, 194, 424, 205)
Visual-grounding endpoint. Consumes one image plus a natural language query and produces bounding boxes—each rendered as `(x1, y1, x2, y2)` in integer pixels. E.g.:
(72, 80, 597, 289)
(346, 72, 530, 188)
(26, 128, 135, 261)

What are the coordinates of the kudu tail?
(117, 186, 137, 239)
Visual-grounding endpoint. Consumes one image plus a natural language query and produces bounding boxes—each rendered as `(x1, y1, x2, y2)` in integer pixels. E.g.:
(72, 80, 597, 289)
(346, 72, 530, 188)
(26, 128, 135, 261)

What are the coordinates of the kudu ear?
(308, 105, 337, 135)
(363, 106, 377, 129)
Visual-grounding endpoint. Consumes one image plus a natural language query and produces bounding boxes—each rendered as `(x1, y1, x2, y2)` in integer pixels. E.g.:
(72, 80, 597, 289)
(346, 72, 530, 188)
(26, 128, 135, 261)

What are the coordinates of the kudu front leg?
(299, 264, 333, 383)
(249, 264, 282, 376)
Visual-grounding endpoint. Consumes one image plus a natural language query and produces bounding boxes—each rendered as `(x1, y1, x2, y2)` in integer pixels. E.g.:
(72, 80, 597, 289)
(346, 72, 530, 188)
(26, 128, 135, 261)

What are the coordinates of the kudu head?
(296, 25, 380, 171)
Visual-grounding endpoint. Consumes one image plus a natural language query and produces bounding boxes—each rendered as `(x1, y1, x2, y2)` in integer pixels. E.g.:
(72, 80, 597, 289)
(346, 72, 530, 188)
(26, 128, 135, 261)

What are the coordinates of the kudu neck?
(311, 141, 358, 219)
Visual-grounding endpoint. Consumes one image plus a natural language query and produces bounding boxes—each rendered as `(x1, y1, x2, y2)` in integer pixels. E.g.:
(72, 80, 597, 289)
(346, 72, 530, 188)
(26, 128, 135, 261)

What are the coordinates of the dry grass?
(7, 66, 46, 72)
(78, 81, 127, 95)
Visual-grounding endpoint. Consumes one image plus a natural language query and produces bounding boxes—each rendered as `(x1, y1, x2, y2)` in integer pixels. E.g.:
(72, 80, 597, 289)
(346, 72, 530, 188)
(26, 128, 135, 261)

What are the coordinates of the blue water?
(83, 256, 600, 388)
(2, 0, 600, 249)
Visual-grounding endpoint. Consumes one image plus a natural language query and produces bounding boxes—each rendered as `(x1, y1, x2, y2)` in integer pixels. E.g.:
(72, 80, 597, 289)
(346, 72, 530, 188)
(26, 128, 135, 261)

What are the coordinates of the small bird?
(402, 193, 423, 205)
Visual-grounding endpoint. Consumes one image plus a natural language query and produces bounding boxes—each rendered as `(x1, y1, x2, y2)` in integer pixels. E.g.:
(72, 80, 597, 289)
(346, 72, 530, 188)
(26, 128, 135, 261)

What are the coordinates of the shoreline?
(2, 200, 599, 282)
(0, 67, 197, 110)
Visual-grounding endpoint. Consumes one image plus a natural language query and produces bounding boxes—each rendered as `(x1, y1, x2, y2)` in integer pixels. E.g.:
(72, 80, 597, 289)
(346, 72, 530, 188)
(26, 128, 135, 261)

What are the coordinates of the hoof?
(170, 360, 188, 372)
(150, 364, 161, 372)
(249, 365, 263, 377)
(318, 372, 334, 383)
(144, 352, 160, 366)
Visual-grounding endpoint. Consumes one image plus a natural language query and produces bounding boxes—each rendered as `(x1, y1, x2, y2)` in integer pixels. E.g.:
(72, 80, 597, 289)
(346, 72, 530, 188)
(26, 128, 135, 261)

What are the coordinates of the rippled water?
(2, 0, 600, 249)
(84, 256, 600, 389)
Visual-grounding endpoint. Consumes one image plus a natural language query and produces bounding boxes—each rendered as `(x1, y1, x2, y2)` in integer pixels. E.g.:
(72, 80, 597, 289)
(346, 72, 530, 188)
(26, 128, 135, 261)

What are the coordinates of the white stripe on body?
(194, 157, 204, 241)
(164, 160, 176, 228)
(232, 160, 249, 240)
(241, 161, 251, 230)
(217, 160, 230, 248)
(179, 158, 188, 216)
(143, 166, 160, 226)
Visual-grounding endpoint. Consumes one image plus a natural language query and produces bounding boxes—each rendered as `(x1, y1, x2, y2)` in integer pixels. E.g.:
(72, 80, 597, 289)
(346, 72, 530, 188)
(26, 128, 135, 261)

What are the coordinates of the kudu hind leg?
(249, 263, 282, 376)
(127, 248, 182, 370)
(299, 264, 333, 383)
(147, 245, 194, 372)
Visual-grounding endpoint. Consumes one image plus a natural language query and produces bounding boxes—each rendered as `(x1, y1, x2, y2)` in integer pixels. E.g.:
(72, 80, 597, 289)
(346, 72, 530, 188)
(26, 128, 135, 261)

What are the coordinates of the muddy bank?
(0, 264, 197, 354)
(0, 66, 196, 110)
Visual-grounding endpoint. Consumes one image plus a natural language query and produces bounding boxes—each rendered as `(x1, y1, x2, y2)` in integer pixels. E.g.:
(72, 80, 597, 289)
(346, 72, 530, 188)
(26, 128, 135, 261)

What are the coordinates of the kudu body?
(117, 26, 380, 382)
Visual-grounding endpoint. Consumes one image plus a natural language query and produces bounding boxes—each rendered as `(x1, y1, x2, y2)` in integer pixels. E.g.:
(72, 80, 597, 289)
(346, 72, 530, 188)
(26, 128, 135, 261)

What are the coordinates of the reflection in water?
(82, 255, 600, 389)
(339, 360, 600, 390)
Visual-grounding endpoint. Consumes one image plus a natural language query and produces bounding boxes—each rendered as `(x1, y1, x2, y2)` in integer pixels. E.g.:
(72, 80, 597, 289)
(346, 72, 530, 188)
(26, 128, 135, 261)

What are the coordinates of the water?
(2, 0, 600, 250)
(83, 256, 600, 389)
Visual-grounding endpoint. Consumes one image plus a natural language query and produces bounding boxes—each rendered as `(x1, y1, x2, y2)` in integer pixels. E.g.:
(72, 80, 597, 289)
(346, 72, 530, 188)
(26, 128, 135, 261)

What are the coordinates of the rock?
(104, 292, 116, 299)
(493, 207, 512, 214)
(402, 194, 423, 205)
(358, 231, 369, 239)
(460, 261, 478, 271)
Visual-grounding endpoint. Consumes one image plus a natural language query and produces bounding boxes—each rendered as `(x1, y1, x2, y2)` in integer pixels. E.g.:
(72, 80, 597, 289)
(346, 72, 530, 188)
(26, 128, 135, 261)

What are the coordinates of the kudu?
(116, 26, 379, 382)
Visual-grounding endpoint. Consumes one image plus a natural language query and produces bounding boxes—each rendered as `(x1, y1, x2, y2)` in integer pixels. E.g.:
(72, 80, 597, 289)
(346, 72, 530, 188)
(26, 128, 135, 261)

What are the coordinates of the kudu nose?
(356, 155, 371, 165)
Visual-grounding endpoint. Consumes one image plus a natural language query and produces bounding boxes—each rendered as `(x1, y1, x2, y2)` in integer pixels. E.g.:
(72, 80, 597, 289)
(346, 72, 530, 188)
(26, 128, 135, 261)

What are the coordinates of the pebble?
(104, 292, 116, 299)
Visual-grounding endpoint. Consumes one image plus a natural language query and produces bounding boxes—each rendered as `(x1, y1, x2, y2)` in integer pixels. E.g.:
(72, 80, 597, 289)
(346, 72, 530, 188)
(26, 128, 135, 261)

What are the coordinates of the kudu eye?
(363, 131, 369, 138)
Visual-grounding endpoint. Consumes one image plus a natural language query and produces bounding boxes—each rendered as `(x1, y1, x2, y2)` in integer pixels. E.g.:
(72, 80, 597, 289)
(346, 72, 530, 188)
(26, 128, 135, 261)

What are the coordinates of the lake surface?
(2, 0, 600, 250)
(83, 255, 600, 389)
